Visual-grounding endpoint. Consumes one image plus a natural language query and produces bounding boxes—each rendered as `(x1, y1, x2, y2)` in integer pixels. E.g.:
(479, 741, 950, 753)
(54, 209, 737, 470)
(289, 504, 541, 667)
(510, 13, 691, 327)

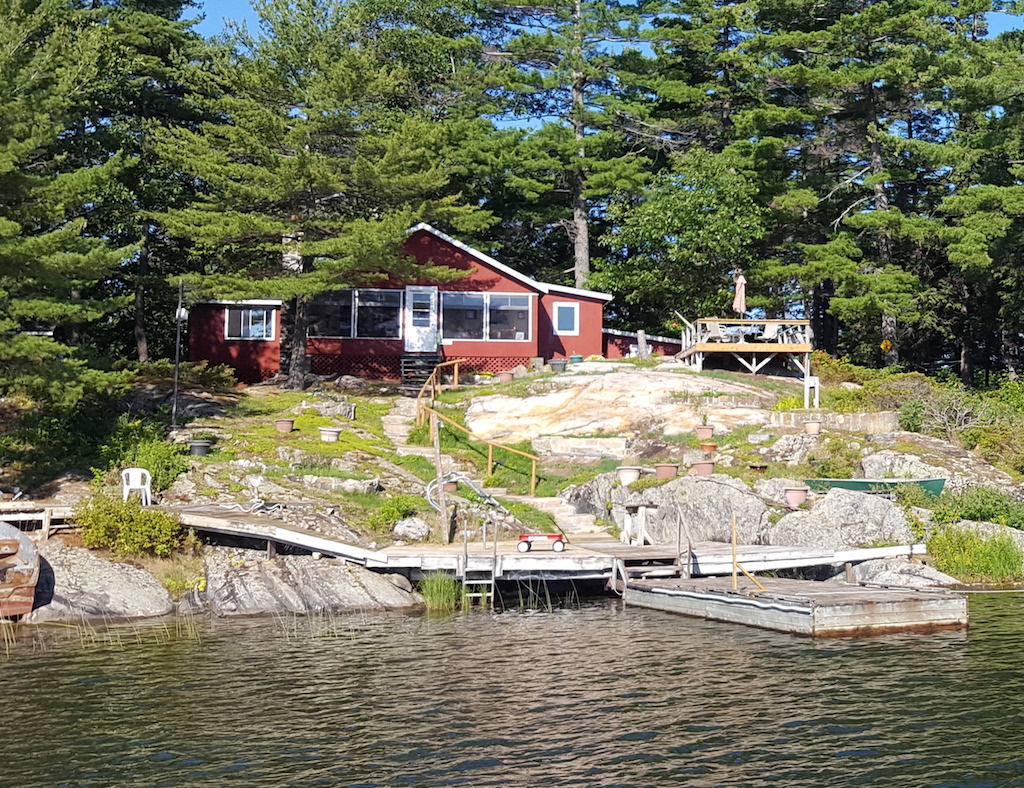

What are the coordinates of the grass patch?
(133, 552, 206, 600)
(418, 572, 459, 612)
(628, 475, 674, 491)
(933, 487, 1024, 531)
(394, 454, 438, 481)
(927, 526, 1023, 582)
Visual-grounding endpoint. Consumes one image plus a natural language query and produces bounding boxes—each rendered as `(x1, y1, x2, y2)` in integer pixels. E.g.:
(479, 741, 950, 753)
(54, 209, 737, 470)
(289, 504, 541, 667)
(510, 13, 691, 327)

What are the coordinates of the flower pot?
(569, 354, 584, 363)
(274, 418, 295, 434)
(749, 464, 768, 475)
(187, 440, 212, 456)
(549, 359, 567, 373)
(497, 371, 514, 384)
(443, 481, 458, 493)
(616, 466, 642, 485)
(804, 420, 822, 435)
(654, 463, 679, 480)
(784, 486, 809, 507)
(688, 460, 715, 476)
(699, 441, 718, 454)
(319, 427, 343, 442)
(695, 424, 714, 441)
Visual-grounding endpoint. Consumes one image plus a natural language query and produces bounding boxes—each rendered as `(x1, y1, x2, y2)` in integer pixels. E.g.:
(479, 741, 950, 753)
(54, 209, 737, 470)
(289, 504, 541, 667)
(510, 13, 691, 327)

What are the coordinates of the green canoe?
(802, 478, 946, 497)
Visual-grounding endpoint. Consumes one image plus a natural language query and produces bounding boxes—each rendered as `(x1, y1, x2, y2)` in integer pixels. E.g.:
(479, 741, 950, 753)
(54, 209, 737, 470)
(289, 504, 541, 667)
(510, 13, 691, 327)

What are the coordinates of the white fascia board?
(545, 282, 613, 302)
(206, 299, 285, 306)
(408, 223, 613, 303)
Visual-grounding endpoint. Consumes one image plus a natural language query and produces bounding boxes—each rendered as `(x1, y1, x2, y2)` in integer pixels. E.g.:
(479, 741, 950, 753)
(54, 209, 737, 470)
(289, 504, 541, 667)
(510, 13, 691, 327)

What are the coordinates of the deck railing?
(419, 404, 539, 496)
(415, 358, 466, 414)
(694, 318, 810, 345)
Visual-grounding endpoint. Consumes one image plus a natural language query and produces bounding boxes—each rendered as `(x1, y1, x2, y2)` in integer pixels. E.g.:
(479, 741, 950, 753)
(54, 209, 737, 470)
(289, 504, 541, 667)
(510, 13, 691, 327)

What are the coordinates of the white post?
(803, 375, 821, 409)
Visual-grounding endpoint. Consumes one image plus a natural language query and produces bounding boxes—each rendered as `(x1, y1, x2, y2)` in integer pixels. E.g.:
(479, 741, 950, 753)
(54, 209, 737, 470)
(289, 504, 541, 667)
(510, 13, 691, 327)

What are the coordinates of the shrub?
(927, 526, 1023, 582)
(933, 487, 1024, 531)
(772, 395, 803, 411)
(899, 400, 924, 432)
(75, 494, 185, 557)
(95, 413, 190, 491)
(367, 494, 424, 533)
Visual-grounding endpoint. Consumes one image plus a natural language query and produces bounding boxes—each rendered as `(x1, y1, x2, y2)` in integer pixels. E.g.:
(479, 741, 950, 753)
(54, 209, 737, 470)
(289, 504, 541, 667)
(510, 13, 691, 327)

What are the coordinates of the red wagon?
(517, 533, 566, 553)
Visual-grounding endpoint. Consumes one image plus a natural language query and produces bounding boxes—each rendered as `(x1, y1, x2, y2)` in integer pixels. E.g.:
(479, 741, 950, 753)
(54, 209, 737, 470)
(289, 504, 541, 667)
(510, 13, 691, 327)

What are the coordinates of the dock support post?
(731, 512, 738, 590)
(431, 412, 449, 544)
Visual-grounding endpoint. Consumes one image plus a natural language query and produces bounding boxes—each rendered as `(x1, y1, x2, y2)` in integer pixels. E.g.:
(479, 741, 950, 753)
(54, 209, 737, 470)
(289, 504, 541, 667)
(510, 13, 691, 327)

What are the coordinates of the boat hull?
(0, 523, 39, 618)
(803, 478, 946, 497)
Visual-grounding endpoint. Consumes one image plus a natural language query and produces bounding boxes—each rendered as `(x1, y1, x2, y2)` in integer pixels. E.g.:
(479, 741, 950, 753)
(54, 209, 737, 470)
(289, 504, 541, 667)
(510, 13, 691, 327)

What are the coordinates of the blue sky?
(189, 0, 1020, 40)
(190, 0, 258, 37)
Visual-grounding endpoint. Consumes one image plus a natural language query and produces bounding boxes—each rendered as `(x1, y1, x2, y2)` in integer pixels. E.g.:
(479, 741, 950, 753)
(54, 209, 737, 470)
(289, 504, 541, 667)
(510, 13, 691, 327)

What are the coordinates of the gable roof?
(407, 223, 613, 303)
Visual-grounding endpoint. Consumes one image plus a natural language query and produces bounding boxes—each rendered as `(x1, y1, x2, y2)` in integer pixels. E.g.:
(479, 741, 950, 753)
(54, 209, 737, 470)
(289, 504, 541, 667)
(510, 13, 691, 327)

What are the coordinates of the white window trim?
(552, 301, 580, 337)
(440, 291, 534, 342)
(225, 306, 276, 341)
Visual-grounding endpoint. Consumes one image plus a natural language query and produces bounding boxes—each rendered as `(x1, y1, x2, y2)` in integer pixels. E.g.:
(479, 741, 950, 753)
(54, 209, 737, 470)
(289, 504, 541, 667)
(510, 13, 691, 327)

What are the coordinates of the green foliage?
(118, 361, 239, 395)
(95, 413, 190, 491)
(808, 437, 860, 479)
(627, 475, 674, 491)
(899, 400, 925, 432)
(927, 526, 1023, 582)
(933, 487, 1024, 532)
(75, 494, 186, 558)
(772, 396, 803, 411)
(367, 494, 425, 533)
(395, 454, 439, 481)
(418, 572, 459, 612)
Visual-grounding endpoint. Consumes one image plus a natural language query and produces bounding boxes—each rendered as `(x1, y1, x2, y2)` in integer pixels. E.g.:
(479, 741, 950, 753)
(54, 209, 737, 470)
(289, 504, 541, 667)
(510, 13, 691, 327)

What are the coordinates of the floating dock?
(625, 576, 968, 637)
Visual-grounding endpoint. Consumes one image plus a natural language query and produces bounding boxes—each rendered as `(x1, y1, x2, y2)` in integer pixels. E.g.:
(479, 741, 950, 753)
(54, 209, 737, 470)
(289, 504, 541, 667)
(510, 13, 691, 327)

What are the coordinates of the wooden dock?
(625, 576, 967, 637)
(4, 502, 967, 636)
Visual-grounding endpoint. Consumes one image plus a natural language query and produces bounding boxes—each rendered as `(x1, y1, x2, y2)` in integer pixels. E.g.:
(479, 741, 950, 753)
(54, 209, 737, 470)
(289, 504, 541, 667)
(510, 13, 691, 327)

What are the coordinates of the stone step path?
(383, 400, 606, 536)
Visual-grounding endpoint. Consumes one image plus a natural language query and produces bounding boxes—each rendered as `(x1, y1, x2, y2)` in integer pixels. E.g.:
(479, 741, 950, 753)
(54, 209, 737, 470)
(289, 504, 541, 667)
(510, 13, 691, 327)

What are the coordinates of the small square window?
(552, 302, 579, 336)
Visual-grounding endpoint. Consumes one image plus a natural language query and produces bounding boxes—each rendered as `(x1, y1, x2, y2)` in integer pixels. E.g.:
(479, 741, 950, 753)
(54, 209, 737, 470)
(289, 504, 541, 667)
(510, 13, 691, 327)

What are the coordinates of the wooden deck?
(625, 576, 968, 637)
(678, 318, 813, 377)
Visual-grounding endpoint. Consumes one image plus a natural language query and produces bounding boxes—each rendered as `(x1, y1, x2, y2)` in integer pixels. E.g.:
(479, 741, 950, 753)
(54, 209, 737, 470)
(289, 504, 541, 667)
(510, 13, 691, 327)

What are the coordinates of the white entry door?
(403, 286, 439, 353)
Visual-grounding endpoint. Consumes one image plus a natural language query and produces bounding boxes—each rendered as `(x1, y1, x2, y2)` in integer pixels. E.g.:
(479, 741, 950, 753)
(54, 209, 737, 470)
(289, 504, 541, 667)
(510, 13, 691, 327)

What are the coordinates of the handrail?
(420, 404, 539, 496)
(414, 358, 467, 415)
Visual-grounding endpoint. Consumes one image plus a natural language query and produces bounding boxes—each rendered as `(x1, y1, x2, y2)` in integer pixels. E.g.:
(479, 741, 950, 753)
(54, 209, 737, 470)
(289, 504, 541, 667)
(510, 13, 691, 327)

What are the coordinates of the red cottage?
(188, 224, 613, 383)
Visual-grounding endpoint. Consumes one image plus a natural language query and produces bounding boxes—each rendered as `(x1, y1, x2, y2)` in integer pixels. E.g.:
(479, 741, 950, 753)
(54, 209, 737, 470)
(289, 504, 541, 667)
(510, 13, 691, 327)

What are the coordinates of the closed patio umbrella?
(732, 274, 747, 316)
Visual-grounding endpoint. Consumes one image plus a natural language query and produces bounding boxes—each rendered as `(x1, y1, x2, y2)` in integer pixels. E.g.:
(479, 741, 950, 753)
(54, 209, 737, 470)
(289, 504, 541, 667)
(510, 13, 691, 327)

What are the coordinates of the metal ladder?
(459, 552, 501, 605)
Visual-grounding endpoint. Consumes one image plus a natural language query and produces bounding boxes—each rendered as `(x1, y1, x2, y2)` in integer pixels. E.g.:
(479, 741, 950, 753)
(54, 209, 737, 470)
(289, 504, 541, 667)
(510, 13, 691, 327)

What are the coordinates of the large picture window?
(441, 292, 531, 341)
(226, 307, 275, 340)
(488, 295, 531, 340)
(308, 289, 402, 338)
(309, 290, 353, 337)
(355, 289, 402, 338)
(442, 293, 485, 339)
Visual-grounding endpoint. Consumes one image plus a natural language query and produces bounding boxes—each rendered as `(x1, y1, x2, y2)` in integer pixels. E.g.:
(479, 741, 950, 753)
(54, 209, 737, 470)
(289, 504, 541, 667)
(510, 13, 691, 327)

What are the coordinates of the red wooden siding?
(189, 304, 281, 383)
(603, 331, 683, 359)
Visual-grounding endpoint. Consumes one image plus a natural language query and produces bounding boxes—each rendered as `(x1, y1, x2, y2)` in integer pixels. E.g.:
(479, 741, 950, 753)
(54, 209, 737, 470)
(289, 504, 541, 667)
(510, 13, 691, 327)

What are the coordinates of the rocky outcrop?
(464, 370, 773, 442)
(765, 488, 916, 550)
(827, 557, 959, 588)
(564, 473, 771, 545)
(183, 547, 421, 616)
(24, 538, 174, 623)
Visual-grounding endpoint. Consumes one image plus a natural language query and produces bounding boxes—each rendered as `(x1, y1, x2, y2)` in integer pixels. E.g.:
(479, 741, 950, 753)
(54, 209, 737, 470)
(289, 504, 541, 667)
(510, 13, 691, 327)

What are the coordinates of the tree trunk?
(570, 0, 589, 289)
(134, 221, 151, 362)
(1001, 328, 1019, 380)
(867, 87, 899, 367)
(285, 295, 311, 389)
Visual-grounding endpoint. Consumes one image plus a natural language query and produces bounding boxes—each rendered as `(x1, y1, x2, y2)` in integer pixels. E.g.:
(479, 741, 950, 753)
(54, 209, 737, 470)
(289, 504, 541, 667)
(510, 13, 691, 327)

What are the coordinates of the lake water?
(4, 593, 1024, 788)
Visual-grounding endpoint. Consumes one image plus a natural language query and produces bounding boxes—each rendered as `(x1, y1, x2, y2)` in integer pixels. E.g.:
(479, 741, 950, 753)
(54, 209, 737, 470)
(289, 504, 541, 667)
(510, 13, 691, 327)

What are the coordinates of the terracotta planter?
(187, 440, 212, 456)
(497, 371, 514, 383)
(616, 466, 642, 485)
(549, 359, 567, 372)
(654, 463, 679, 480)
(443, 481, 458, 493)
(319, 427, 343, 442)
(695, 425, 714, 441)
(699, 441, 718, 454)
(784, 486, 809, 507)
(274, 418, 295, 434)
(804, 420, 822, 435)
(688, 460, 715, 476)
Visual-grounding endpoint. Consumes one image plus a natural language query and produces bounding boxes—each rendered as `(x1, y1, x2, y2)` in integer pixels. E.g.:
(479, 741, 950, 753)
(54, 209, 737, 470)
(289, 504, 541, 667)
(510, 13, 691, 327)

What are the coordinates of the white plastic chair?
(121, 467, 153, 506)
(761, 322, 780, 341)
